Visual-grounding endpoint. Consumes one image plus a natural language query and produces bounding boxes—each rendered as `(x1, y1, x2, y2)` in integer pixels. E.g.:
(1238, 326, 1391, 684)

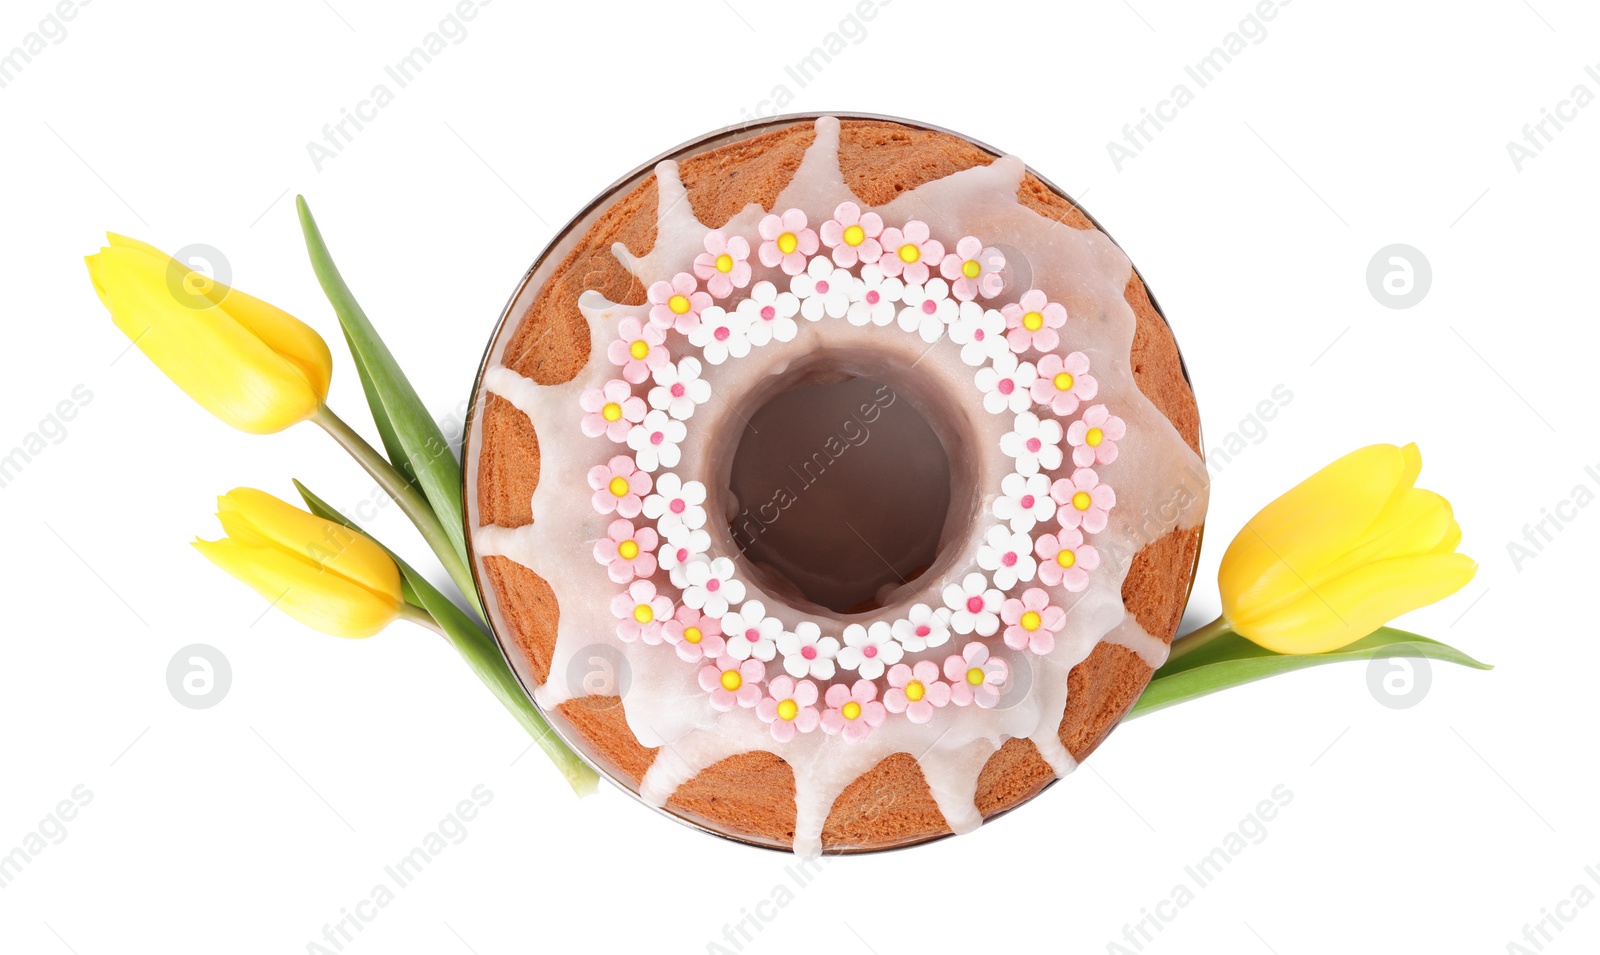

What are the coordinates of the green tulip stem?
(397, 602, 446, 636)
(312, 405, 484, 618)
(1166, 615, 1232, 664)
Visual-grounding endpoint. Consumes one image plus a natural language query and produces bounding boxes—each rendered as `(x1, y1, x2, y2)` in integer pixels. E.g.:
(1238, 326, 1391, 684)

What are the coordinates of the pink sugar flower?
(945, 642, 1009, 708)
(940, 236, 1005, 301)
(878, 220, 944, 285)
(942, 572, 1003, 636)
(756, 676, 821, 742)
(1035, 527, 1100, 591)
(1031, 352, 1097, 416)
(819, 201, 884, 268)
(1052, 467, 1116, 533)
(821, 679, 886, 742)
(587, 454, 651, 517)
(883, 660, 952, 724)
(698, 656, 765, 711)
(890, 603, 951, 652)
(758, 208, 819, 276)
(1000, 587, 1066, 655)
(646, 272, 711, 334)
(1000, 411, 1064, 476)
(977, 524, 1036, 590)
(693, 231, 752, 299)
(611, 580, 672, 644)
(592, 517, 658, 584)
(579, 378, 646, 442)
(607, 317, 668, 384)
(662, 605, 726, 664)
(1067, 404, 1127, 467)
(776, 621, 840, 680)
(1001, 289, 1068, 354)
(838, 621, 903, 680)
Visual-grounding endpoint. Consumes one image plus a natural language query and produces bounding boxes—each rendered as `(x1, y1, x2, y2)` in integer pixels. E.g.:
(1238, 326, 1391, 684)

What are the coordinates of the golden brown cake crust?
(474, 118, 1202, 850)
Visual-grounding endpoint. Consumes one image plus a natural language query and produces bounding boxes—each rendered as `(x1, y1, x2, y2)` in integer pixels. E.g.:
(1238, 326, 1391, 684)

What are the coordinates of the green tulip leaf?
(1127, 627, 1491, 719)
(295, 197, 465, 567)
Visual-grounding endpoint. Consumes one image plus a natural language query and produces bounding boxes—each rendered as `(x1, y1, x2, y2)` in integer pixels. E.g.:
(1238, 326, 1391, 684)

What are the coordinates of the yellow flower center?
(1072, 490, 1092, 511)
(668, 294, 691, 315)
(961, 259, 981, 279)
(777, 699, 799, 721)
(1056, 548, 1076, 569)
(1053, 372, 1074, 392)
(629, 339, 650, 360)
(1086, 427, 1104, 447)
(720, 669, 742, 691)
(841, 700, 862, 720)
(608, 476, 630, 498)
(601, 401, 623, 422)
(1020, 610, 1042, 632)
(842, 224, 865, 247)
(897, 243, 920, 264)
(905, 681, 925, 702)
(617, 539, 639, 560)
(633, 603, 654, 624)
(965, 667, 985, 686)
(715, 253, 734, 273)
(683, 626, 702, 644)
(777, 232, 799, 255)
(1022, 310, 1044, 332)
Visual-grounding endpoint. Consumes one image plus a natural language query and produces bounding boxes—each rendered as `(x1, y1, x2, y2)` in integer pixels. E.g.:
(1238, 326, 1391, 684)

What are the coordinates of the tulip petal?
(216, 488, 401, 602)
(193, 538, 400, 638)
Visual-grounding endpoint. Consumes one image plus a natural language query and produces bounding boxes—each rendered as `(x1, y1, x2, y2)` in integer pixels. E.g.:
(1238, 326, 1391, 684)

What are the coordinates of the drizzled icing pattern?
(470, 117, 1208, 854)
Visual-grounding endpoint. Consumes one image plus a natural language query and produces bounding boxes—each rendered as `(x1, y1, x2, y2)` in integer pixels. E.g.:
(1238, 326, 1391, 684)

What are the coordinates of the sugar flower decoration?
(949, 301, 1009, 368)
(687, 304, 752, 366)
(1067, 404, 1127, 467)
(821, 679, 886, 742)
(612, 580, 671, 645)
(646, 272, 711, 334)
(789, 256, 853, 321)
(846, 263, 904, 327)
(1002, 289, 1068, 354)
(660, 524, 711, 587)
(587, 454, 651, 518)
(607, 317, 667, 384)
(776, 620, 840, 680)
(721, 598, 781, 663)
(648, 356, 711, 422)
(757, 676, 821, 742)
(698, 656, 765, 711)
(992, 471, 1055, 534)
(1053, 467, 1116, 533)
(680, 556, 746, 617)
(1035, 527, 1100, 591)
(838, 620, 903, 680)
(977, 524, 1037, 590)
(641, 472, 708, 533)
(897, 279, 958, 344)
(1000, 587, 1066, 655)
(738, 280, 802, 346)
(883, 660, 951, 724)
(1031, 352, 1097, 417)
(693, 230, 752, 299)
(940, 237, 1005, 301)
(593, 517, 659, 584)
(976, 353, 1038, 415)
(1000, 411, 1064, 476)
(890, 603, 952, 652)
(878, 220, 944, 285)
(820, 201, 884, 268)
(579, 378, 646, 442)
(757, 208, 819, 276)
(942, 572, 1003, 637)
(625, 409, 686, 472)
(663, 605, 726, 664)
(945, 642, 1009, 708)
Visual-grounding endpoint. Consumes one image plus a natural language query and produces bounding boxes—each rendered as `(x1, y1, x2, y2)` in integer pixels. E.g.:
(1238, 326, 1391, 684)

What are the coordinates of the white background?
(1, 0, 1594, 952)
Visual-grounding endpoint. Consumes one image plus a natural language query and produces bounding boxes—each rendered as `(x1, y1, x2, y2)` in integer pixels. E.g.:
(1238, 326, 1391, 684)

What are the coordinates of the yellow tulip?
(194, 488, 406, 638)
(1217, 443, 1476, 654)
(86, 234, 333, 433)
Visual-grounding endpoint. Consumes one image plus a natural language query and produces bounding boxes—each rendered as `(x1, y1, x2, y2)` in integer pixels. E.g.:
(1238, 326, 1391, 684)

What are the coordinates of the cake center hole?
(727, 372, 955, 613)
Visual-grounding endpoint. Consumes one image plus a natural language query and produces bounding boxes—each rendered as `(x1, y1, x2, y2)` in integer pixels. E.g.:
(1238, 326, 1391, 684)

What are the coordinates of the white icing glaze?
(466, 117, 1208, 854)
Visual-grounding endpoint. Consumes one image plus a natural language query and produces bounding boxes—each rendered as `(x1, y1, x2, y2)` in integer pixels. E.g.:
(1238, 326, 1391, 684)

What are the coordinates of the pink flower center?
(801, 646, 817, 660)
(862, 645, 877, 658)
(650, 431, 664, 445)
(1026, 437, 1042, 453)
(966, 595, 984, 613)
(745, 628, 760, 642)
(997, 379, 1014, 395)
(714, 326, 730, 342)
(865, 290, 880, 305)
(706, 578, 720, 592)
(921, 299, 937, 315)
(670, 499, 686, 514)
(1020, 494, 1035, 508)
(1001, 551, 1018, 567)
(815, 281, 829, 294)
(671, 383, 686, 397)
(915, 625, 931, 638)
(674, 548, 688, 561)
(761, 305, 775, 321)
(974, 328, 986, 341)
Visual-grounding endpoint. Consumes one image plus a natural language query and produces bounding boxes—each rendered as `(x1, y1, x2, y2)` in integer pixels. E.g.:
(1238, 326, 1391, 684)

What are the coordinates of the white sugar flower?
(891, 603, 952, 652)
(896, 278, 958, 344)
(976, 524, 1037, 590)
(642, 472, 708, 533)
(776, 620, 840, 680)
(976, 352, 1038, 415)
(722, 599, 781, 663)
(789, 256, 852, 321)
(999, 411, 1063, 476)
(737, 280, 801, 347)
(649, 356, 712, 421)
(626, 409, 686, 472)
(660, 524, 711, 588)
(688, 304, 752, 365)
(943, 572, 1003, 636)
(949, 301, 1009, 368)
(991, 471, 1055, 534)
(681, 556, 746, 617)
(847, 263, 903, 327)
(838, 621, 903, 679)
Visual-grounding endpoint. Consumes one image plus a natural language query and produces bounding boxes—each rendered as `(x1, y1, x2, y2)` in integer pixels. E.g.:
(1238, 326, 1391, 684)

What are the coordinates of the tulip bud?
(1218, 443, 1476, 654)
(86, 234, 333, 434)
(194, 488, 405, 638)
